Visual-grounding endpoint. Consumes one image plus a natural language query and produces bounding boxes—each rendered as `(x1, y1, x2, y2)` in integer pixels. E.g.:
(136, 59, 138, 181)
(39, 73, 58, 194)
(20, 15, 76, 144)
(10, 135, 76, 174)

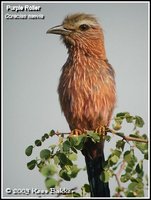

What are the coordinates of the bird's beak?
(46, 25, 72, 35)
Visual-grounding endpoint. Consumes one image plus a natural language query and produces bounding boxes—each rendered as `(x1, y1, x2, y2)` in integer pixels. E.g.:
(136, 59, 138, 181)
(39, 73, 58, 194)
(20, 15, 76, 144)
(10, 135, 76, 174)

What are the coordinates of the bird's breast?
(58, 58, 116, 130)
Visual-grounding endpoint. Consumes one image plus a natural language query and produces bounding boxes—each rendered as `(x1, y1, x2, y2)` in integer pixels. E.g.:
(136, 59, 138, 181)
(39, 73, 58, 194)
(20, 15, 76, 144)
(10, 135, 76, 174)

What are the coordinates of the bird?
(47, 13, 116, 197)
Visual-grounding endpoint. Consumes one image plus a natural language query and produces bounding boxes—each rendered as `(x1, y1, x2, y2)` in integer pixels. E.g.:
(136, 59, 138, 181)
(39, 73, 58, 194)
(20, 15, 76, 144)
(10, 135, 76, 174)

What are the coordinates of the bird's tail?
(85, 152, 110, 197)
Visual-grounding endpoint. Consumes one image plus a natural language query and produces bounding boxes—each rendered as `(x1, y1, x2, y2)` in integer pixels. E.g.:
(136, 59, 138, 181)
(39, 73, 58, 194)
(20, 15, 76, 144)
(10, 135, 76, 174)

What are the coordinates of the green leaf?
(53, 155, 60, 165)
(41, 136, 45, 142)
(128, 181, 144, 191)
(137, 190, 144, 197)
(49, 129, 55, 137)
(116, 140, 125, 150)
(126, 180, 144, 196)
(49, 144, 56, 152)
(76, 136, 86, 150)
(83, 184, 90, 193)
(69, 136, 79, 146)
(87, 132, 101, 142)
(110, 155, 119, 164)
(63, 140, 71, 152)
(112, 149, 122, 157)
(68, 153, 77, 161)
(116, 112, 130, 118)
(114, 116, 124, 124)
(142, 133, 148, 139)
(120, 173, 131, 183)
(37, 161, 44, 169)
(66, 192, 81, 197)
(44, 133, 49, 139)
(128, 160, 136, 170)
(124, 150, 137, 168)
(35, 140, 42, 146)
(135, 161, 143, 173)
(130, 177, 139, 183)
(124, 150, 132, 163)
(69, 135, 86, 150)
(100, 170, 110, 183)
(134, 141, 148, 155)
(72, 193, 81, 197)
(104, 135, 111, 142)
(71, 146, 77, 153)
(112, 122, 122, 131)
(57, 153, 73, 166)
(25, 145, 33, 156)
(135, 116, 144, 128)
(40, 165, 56, 177)
(125, 191, 135, 197)
(144, 152, 148, 160)
(59, 169, 71, 181)
(27, 160, 37, 170)
(112, 165, 118, 171)
(102, 160, 109, 169)
(45, 177, 58, 189)
(40, 149, 51, 160)
(129, 130, 140, 137)
(70, 165, 80, 178)
(125, 165, 133, 173)
(116, 132, 124, 137)
(59, 135, 64, 144)
(126, 115, 134, 123)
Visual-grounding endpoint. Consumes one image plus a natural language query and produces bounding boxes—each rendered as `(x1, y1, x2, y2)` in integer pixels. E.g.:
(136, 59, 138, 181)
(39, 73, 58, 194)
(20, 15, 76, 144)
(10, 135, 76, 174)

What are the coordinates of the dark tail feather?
(85, 153, 110, 197)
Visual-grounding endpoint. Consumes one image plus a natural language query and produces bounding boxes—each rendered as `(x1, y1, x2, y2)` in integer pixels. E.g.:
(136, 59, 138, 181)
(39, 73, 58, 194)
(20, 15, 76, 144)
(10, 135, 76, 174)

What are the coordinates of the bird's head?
(47, 13, 105, 57)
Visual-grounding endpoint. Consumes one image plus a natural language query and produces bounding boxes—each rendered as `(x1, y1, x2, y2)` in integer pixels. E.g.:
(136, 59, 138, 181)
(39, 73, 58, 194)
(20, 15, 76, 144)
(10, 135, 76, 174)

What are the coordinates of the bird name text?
(5, 14, 45, 20)
(6, 5, 41, 12)
(5, 4, 45, 20)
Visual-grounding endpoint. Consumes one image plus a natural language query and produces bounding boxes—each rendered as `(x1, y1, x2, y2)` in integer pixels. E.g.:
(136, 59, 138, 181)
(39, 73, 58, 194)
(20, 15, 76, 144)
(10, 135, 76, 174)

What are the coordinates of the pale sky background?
(2, 1, 149, 198)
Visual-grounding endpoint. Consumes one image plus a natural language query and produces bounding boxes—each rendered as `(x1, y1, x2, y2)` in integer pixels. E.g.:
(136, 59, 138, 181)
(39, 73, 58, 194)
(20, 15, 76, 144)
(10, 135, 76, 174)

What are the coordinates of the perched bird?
(47, 13, 116, 197)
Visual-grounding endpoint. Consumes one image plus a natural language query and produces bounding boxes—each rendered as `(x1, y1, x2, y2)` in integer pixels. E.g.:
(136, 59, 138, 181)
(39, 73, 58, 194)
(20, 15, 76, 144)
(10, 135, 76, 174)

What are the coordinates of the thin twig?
(53, 128, 148, 144)
(107, 128, 148, 143)
(114, 161, 126, 197)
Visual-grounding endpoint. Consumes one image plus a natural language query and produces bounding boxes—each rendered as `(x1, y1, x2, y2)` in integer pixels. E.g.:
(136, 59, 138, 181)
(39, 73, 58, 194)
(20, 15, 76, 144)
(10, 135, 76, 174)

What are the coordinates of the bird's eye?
(79, 24, 90, 31)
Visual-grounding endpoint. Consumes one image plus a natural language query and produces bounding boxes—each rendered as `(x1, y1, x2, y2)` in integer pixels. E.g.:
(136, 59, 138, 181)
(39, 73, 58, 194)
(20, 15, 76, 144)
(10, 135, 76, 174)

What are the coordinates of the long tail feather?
(85, 153, 110, 197)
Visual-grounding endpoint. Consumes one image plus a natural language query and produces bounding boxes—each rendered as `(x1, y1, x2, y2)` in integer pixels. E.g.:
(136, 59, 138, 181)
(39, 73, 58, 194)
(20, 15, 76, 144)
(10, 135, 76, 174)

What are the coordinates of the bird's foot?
(95, 125, 108, 136)
(69, 129, 85, 137)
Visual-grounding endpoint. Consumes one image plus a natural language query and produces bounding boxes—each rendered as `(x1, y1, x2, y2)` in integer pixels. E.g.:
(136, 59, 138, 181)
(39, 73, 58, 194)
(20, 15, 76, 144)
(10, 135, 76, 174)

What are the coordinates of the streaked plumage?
(47, 13, 116, 197)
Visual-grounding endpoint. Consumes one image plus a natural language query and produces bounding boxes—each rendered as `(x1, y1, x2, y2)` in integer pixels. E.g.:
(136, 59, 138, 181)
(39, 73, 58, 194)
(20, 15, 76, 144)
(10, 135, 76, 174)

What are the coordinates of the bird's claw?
(95, 125, 108, 136)
(69, 129, 85, 137)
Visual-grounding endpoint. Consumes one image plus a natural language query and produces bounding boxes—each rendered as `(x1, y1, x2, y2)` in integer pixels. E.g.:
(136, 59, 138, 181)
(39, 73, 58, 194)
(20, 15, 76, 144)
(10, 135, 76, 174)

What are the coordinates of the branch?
(114, 161, 126, 197)
(107, 128, 148, 143)
(53, 128, 148, 144)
